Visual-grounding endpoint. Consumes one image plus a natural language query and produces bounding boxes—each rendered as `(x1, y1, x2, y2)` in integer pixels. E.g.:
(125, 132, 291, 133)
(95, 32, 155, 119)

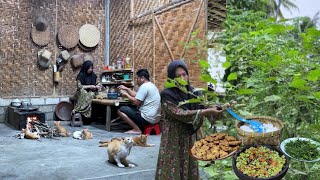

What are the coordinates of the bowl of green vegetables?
(280, 137, 320, 162)
(232, 146, 289, 180)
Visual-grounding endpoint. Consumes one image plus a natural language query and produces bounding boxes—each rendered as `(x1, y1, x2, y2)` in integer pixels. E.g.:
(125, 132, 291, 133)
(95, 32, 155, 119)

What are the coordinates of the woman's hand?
(117, 85, 128, 91)
(203, 106, 223, 117)
(95, 85, 102, 91)
(85, 85, 95, 89)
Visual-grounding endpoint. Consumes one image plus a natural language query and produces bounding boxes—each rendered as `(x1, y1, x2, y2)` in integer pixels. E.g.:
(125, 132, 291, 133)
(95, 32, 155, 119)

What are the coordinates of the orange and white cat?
(99, 134, 154, 147)
(132, 134, 155, 147)
(73, 128, 93, 140)
(81, 128, 93, 140)
(54, 121, 69, 137)
(21, 127, 40, 140)
(105, 137, 135, 168)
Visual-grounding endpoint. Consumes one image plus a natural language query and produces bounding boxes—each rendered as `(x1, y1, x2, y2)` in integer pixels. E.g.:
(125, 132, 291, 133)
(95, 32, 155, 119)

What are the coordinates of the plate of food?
(190, 133, 241, 161)
(232, 146, 289, 180)
(280, 137, 320, 162)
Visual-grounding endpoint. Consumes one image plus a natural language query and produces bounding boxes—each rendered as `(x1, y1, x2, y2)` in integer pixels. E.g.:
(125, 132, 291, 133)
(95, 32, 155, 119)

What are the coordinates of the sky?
(281, 0, 320, 27)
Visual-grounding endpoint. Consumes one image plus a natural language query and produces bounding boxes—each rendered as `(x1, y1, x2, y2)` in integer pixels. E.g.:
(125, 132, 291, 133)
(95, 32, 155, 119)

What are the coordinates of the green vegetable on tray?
(236, 146, 286, 178)
(285, 139, 320, 161)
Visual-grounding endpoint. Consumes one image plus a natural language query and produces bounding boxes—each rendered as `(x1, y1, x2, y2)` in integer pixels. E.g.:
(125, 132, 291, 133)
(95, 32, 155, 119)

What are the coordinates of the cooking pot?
(21, 100, 32, 107)
(11, 99, 21, 107)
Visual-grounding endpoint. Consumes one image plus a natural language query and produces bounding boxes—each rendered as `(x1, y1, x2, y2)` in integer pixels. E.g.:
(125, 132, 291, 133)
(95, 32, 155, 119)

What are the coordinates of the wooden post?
(154, 16, 175, 61)
(106, 105, 111, 131)
(152, 13, 156, 85)
(180, 0, 204, 59)
(131, 0, 135, 79)
(53, 0, 58, 96)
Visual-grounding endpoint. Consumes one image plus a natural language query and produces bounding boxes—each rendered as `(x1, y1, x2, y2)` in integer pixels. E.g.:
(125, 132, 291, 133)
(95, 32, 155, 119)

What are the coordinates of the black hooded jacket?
(76, 60, 97, 86)
(161, 60, 204, 135)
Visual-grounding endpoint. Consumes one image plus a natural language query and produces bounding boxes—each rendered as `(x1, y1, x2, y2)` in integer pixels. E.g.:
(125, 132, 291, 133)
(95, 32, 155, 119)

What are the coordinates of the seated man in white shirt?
(117, 69, 161, 134)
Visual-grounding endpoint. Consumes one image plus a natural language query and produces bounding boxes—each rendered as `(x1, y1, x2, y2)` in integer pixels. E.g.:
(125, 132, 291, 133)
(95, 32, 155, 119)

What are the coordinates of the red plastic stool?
(143, 123, 161, 135)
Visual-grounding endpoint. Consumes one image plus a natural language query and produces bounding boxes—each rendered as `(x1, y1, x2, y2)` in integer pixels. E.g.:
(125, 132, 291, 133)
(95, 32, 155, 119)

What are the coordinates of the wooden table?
(92, 99, 131, 131)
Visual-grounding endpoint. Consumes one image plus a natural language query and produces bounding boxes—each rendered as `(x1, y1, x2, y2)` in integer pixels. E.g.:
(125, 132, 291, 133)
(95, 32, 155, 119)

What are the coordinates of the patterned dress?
(73, 80, 98, 118)
(155, 101, 206, 180)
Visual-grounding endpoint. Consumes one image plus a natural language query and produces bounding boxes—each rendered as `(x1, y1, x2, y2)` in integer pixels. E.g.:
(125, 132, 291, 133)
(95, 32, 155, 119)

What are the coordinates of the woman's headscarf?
(76, 60, 97, 85)
(161, 59, 203, 110)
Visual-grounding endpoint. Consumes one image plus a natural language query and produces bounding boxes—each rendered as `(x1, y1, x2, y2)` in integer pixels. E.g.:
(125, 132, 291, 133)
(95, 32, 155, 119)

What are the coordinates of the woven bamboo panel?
(132, 0, 159, 82)
(208, 0, 226, 30)
(0, 0, 17, 66)
(109, 0, 133, 66)
(154, 0, 206, 90)
(159, 0, 172, 5)
(0, 0, 105, 97)
(56, 0, 106, 96)
(0, 0, 55, 97)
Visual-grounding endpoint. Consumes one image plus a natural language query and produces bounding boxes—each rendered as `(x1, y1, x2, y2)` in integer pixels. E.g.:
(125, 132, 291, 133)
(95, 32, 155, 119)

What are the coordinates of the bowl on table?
(107, 92, 119, 100)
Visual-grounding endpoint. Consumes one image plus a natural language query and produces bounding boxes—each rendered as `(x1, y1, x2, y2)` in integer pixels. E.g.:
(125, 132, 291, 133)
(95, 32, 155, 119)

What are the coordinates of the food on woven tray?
(236, 146, 286, 178)
(285, 139, 320, 161)
(191, 133, 241, 161)
(240, 123, 278, 133)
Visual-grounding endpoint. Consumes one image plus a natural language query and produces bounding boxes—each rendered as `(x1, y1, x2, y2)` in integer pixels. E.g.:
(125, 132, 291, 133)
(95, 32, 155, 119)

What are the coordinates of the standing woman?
(73, 60, 101, 120)
(156, 60, 224, 179)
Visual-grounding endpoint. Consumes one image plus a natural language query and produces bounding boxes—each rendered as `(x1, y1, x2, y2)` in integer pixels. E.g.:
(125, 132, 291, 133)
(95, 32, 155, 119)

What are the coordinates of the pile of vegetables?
(285, 139, 320, 161)
(236, 146, 286, 178)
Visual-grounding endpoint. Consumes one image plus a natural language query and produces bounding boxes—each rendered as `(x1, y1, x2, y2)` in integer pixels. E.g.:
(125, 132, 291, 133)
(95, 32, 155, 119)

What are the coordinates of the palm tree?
(227, 0, 298, 19)
(268, 0, 298, 19)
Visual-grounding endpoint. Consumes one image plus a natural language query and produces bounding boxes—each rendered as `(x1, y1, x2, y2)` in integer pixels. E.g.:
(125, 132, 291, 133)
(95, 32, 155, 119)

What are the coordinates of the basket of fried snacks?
(191, 133, 242, 161)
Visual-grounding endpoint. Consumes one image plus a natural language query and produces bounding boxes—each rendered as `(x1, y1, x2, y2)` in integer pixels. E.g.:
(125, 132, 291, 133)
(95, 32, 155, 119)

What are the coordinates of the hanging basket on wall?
(31, 17, 51, 46)
(58, 25, 79, 49)
(79, 24, 100, 48)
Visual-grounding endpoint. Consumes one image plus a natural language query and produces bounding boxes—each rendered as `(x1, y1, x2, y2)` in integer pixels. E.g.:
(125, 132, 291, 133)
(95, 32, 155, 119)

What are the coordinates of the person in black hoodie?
(73, 60, 101, 119)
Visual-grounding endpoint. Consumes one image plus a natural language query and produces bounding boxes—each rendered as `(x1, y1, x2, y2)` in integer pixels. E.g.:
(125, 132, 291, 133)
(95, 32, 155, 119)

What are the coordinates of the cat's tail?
(146, 144, 155, 147)
(98, 142, 109, 147)
(99, 140, 110, 144)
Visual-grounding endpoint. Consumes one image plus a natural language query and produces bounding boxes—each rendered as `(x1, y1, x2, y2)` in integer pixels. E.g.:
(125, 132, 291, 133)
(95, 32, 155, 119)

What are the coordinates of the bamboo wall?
(0, 0, 213, 97)
(110, 0, 207, 90)
(153, 0, 206, 90)
(0, 0, 105, 97)
(207, 0, 226, 30)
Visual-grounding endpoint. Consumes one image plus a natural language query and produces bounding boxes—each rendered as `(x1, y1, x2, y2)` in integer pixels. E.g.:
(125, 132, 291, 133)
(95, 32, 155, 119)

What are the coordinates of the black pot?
(232, 145, 289, 180)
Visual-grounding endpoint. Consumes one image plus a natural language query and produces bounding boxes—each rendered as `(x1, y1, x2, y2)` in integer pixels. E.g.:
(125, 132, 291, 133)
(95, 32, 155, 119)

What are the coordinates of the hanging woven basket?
(58, 25, 79, 49)
(79, 24, 100, 48)
(31, 26, 50, 46)
(70, 54, 84, 69)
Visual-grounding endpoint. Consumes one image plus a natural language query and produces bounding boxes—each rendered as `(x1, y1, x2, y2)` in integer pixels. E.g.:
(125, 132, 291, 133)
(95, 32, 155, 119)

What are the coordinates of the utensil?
(280, 137, 320, 162)
(21, 100, 32, 107)
(11, 99, 22, 107)
(55, 101, 74, 121)
(226, 108, 264, 133)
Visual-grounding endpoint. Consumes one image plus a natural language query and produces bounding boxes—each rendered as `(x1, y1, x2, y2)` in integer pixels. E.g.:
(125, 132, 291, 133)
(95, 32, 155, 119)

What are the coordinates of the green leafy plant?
(171, 9, 320, 179)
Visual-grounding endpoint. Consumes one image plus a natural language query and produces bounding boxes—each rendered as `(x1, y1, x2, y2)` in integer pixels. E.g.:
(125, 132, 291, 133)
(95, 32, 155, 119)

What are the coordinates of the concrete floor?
(0, 122, 161, 180)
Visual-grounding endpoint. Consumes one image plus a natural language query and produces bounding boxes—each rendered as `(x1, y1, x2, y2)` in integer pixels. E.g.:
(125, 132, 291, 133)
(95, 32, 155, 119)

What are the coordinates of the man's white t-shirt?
(135, 82, 161, 124)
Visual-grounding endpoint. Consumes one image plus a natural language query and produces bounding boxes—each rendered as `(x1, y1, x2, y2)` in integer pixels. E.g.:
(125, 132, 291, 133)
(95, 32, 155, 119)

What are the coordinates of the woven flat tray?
(58, 25, 79, 49)
(78, 41, 96, 52)
(31, 26, 50, 46)
(79, 24, 100, 48)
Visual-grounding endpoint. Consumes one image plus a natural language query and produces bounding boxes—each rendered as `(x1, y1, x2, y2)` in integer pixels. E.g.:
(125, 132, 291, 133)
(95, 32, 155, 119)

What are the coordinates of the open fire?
(26, 116, 38, 129)
(7, 106, 45, 130)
